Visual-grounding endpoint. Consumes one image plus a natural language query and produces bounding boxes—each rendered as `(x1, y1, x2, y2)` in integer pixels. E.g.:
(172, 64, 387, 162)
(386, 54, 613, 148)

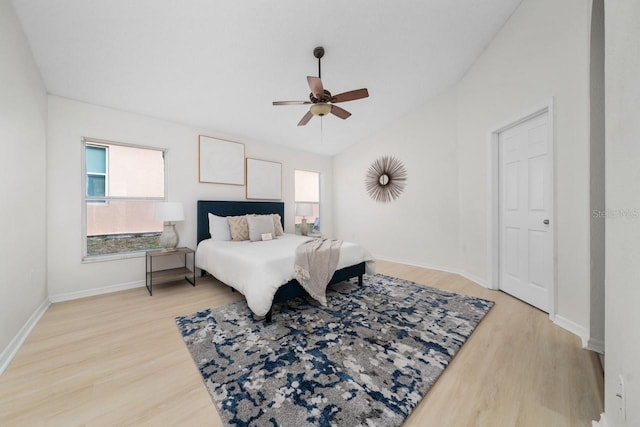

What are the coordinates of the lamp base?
(159, 222, 179, 251)
(300, 217, 308, 236)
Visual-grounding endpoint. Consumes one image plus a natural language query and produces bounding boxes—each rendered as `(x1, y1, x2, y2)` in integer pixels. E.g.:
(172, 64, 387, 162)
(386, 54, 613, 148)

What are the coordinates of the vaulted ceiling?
(12, 0, 523, 155)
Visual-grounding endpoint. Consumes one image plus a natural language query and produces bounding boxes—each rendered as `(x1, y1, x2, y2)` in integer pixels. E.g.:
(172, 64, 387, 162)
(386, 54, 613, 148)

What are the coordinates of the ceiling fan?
(273, 46, 369, 126)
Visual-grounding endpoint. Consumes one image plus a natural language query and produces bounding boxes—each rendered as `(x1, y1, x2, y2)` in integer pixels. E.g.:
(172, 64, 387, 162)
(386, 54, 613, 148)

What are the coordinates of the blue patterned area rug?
(176, 274, 493, 427)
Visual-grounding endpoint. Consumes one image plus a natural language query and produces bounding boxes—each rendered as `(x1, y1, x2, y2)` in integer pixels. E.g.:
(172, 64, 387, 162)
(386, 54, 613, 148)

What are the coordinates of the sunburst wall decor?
(365, 155, 408, 203)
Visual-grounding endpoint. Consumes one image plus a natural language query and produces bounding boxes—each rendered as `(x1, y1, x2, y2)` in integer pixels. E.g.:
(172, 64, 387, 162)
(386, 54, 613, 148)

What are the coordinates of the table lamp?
(295, 203, 313, 236)
(154, 202, 184, 251)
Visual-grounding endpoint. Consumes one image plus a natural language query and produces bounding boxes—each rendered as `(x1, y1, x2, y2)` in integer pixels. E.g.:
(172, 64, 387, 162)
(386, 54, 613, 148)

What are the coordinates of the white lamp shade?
(155, 202, 184, 222)
(295, 203, 313, 217)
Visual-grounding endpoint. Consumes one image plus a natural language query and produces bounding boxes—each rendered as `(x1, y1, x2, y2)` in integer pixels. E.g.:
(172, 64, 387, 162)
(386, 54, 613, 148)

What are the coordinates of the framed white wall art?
(199, 135, 245, 185)
(246, 158, 282, 200)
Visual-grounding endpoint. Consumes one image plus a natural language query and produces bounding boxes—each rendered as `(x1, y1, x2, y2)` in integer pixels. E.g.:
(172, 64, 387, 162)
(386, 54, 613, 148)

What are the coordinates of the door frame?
(487, 98, 557, 320)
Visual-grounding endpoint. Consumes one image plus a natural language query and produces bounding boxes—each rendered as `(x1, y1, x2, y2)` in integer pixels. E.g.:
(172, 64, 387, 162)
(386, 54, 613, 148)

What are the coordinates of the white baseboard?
(554, 315, 589, 347)
(49, 279, 145, 303)
(457, 270, 488, 288)
(1, 280, 147, 375)
(592, 412, 607, 427)
(586, 337, 605, 355)
(372, 255, 489, 288)
(374, 256, 595, 346)
(0, 298, 51, 376)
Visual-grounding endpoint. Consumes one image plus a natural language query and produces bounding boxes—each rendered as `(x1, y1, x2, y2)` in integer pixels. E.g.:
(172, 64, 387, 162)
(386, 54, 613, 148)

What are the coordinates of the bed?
(195, 200, 375, 321)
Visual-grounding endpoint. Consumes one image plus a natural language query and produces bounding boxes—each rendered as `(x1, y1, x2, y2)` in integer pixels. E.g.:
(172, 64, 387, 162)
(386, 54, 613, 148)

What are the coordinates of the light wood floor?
(0, 261, 603, 426)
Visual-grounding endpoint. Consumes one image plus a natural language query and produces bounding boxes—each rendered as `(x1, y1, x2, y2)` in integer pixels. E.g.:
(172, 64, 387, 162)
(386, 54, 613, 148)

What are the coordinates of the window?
(294, 170, 320, 235)
(82, 138, 166, 259)
(86, 145, 107, 197)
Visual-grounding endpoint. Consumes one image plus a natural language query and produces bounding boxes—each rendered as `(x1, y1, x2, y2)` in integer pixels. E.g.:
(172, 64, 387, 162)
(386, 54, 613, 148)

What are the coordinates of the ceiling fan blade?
(307, 76, 325, 99)
(330, 105, 352, 120)
(273, 101, 311, 106)
(297, 110, 314, 126)
(330, 88, 369, 103)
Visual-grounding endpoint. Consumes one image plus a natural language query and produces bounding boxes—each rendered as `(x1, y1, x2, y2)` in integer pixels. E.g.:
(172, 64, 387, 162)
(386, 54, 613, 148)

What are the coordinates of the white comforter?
(195, 233, 375, 316)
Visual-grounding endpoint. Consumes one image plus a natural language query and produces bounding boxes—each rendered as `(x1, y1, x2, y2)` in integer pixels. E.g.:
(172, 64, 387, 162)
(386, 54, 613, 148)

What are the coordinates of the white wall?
(604, 1, 640, 425)
(334, 0, 593, 336)
(0, 0, 48, 362)
(47, 96, 333, 299)
(333, 89, 459, 272)
(457, 0, 591, 330)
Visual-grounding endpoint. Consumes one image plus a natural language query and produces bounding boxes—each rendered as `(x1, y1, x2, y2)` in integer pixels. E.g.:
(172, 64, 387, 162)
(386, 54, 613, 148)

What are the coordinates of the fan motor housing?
(309, 89, 332, 103)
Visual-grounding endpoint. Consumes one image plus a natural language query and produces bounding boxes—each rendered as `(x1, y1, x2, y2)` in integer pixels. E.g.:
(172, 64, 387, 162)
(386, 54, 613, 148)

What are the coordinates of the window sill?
(82, 250, 146, 263)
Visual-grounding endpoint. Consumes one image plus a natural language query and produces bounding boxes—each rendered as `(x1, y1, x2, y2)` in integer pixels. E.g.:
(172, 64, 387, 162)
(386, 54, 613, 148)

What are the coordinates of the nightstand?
(145, 247, 195, 296)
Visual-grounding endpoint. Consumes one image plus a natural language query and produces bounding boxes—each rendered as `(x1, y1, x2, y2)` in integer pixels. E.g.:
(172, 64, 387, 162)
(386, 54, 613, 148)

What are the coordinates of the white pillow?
(247, 214, 276, 242)
(272, 214, 284, 236)
(208, 213, 232, 241)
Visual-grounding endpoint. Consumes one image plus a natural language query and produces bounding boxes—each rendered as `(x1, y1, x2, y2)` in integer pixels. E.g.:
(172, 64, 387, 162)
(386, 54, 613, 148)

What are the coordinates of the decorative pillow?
(227, 215, 250, 241)
(208, 213, 232, 241)
(247, 214, 276, 242)
(272, 214, 284, 236)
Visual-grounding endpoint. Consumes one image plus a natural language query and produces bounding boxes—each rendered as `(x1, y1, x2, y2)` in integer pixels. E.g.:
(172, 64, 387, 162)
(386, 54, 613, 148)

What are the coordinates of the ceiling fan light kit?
(273, 46, 369, 126)
(310, 103, 331, 116)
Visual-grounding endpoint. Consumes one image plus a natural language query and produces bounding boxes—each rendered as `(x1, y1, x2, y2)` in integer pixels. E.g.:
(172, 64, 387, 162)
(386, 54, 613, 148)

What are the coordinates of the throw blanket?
(294, 238, 343, 306)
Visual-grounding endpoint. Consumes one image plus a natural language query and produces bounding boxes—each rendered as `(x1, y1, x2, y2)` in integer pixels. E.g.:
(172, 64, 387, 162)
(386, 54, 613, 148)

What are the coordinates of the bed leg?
(358, 274, 363, 286)
(265, 307, 273, 323)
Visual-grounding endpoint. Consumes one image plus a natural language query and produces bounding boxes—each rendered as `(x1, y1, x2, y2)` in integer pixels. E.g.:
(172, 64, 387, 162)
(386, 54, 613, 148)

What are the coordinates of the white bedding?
(195, 233, 375, 316)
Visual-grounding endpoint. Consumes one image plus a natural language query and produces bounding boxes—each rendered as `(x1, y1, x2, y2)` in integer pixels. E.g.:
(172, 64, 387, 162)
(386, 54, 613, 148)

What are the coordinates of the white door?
(499, 112, 553, 312)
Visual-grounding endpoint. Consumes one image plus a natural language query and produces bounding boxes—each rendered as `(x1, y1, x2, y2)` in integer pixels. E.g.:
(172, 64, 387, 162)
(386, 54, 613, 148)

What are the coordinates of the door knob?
(543, 219, 549, 225)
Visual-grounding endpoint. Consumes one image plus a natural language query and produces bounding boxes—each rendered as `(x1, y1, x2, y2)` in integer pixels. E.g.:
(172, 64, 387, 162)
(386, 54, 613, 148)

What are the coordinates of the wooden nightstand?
(145, 247, 195, 296)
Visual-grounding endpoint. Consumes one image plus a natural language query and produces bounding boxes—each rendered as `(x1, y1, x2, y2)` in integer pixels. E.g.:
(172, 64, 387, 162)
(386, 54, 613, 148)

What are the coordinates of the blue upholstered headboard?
(197, 200, 285, 244)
